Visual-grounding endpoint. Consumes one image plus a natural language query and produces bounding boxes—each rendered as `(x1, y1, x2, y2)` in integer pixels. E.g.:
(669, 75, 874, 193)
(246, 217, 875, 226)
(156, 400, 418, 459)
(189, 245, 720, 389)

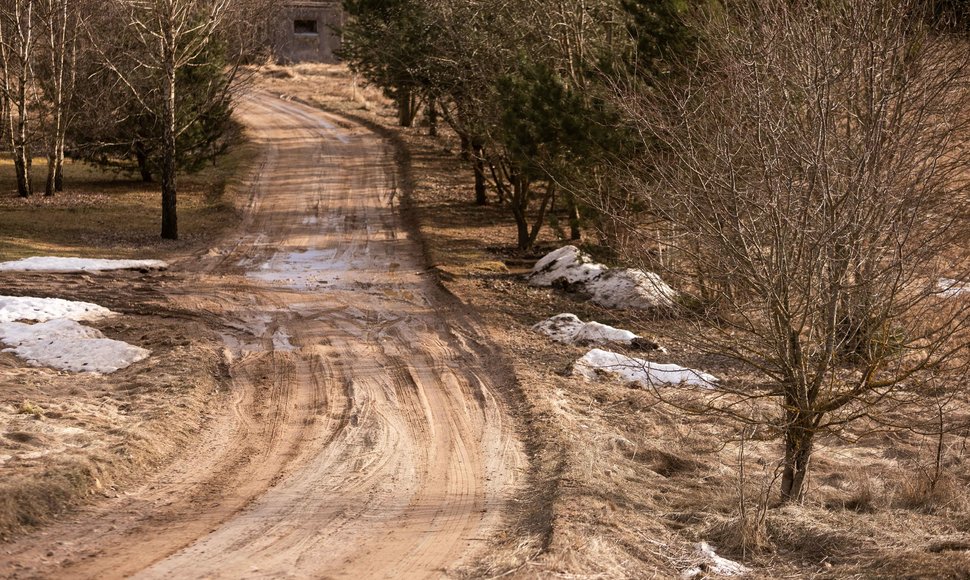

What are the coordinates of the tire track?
(0, 92, 524, 580)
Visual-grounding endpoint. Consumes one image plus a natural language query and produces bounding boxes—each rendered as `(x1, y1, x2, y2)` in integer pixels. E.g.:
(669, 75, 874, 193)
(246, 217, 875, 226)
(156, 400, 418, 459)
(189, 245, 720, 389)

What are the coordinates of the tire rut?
(0, 92, 524, 580)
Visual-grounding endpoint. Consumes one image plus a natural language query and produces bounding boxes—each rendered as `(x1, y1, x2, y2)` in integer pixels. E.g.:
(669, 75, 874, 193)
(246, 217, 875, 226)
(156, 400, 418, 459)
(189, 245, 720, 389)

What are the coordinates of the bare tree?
(0, 0, 36, 198)
(94, 0, 231, 240)
(37, 0, 80, 195)
(624, 0, 970, 501)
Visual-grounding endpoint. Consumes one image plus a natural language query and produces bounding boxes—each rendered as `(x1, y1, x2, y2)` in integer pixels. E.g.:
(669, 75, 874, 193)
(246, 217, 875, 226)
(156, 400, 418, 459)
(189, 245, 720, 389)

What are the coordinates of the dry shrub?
(824, 470, 890, 513)
(764, 507, 866, 561)
(706, 514, 772, 558)
(17, 400, 44, 418)
(896, 471, 969, 514)
(706, 437, 778, 558)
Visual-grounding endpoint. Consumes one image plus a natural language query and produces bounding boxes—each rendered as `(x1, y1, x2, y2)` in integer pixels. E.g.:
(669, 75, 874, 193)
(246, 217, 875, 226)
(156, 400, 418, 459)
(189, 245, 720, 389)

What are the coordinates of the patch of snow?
(939, 278, 969, 298)
(529, 246, 607, 287)
(0, 318, 149, 374)
(588, 269, 677, 310)
(573, 348, 717, 389)
(681, 542, 750, 578)
(0, 257, 167, 273)
(533, 314, 639, 346)
(529, 246, 676, 310)
(247, 249, 346, 290)
(0, 295, 113, 323)
(272, 328, 297, 352)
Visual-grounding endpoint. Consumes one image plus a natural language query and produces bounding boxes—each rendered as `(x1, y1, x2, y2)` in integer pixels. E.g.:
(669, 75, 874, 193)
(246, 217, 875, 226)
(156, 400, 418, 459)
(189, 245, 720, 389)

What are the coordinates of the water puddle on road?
(272, 328, 297, 352)
(246, 249, 348, 290)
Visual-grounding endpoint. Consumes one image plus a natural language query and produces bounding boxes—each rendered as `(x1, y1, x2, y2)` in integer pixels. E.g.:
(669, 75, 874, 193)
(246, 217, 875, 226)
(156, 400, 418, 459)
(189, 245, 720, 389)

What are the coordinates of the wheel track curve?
(0, 93, 525, 580)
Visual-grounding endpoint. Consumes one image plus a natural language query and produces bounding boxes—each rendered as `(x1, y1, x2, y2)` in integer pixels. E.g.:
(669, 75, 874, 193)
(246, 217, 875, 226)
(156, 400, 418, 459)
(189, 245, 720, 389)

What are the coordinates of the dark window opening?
(294, 19, 318, 35)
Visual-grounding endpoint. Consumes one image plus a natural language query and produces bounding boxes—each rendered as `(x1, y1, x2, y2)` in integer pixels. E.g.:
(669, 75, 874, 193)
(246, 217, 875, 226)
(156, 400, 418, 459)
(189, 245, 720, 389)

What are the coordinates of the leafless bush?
(620, 0, 970, 502)
(721, 430, 776, 555)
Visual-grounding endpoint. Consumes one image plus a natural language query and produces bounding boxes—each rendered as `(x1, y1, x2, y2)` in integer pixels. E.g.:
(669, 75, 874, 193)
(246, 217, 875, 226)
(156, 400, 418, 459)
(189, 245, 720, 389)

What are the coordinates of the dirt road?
(0, 94, 525, 578)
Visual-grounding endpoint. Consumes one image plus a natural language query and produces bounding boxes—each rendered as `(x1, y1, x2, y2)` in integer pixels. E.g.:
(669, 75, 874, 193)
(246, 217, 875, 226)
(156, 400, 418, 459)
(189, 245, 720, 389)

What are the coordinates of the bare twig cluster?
(622, 0, 970, 501)
(0, 0, 274, 238)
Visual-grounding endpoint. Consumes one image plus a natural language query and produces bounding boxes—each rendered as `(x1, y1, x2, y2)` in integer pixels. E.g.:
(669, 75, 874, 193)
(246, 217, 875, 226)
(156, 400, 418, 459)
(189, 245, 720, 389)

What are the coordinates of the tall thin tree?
(97, 0, 230, 240)
(39, 0, 78, 195)
(0, 0, 36, 198)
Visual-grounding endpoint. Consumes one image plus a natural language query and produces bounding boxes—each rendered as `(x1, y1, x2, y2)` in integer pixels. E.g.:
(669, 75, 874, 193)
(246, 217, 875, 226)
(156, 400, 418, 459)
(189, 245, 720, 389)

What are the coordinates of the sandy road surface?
(0, 93, 524, 579)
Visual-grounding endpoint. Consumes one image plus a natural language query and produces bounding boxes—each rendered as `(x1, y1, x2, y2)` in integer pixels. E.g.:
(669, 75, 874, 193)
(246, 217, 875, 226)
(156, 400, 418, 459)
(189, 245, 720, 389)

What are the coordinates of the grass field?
(0, 141, 256, 540)
(265, 64, 970, 579)
(0, 144, 255, 261)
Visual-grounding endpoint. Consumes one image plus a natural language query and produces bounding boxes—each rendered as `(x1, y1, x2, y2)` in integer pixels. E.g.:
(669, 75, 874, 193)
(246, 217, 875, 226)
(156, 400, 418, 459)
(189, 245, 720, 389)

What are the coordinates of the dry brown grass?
(0, 292, 228, 540)
(0, 141, 255, 261)
(253, 63, 387, 118)
(0, 136, 254, 539)
(263, 64, 970, 578)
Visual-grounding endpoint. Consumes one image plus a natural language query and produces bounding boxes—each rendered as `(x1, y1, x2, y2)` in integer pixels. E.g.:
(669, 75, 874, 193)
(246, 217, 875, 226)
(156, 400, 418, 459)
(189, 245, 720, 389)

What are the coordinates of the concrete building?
(275, 1, 344, 63)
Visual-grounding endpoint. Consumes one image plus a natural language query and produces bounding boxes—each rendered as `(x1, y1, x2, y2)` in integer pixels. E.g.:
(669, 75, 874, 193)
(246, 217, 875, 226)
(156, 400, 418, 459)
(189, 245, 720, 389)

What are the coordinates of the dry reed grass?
(0, 136, 253, 538)
(0, 141, 255, 261)
(259, 64, 970, 578)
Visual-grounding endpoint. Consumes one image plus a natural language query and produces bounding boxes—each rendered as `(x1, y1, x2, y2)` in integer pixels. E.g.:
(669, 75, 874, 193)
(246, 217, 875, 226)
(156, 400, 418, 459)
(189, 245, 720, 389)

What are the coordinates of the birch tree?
(37, 0, 79, 195)
(103, 0, 231, 240)
(0, 0, 36, 198)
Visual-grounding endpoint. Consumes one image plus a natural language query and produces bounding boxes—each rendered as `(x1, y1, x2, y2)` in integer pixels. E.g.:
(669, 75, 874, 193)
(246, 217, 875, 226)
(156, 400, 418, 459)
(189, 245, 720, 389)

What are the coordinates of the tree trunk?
(459, 132, 470, 161)
(55, 0, 78, 194)
(53, 140, 64, 192)
(489, 161, 508, 204)
(528, 184, 555, 249)
(11, 57, 31, 198)
(398, 87, 412, 127)
(160, 29, 178, 240)
(15, 3, 32, 198)
(45, 0, 69, 197)
(511, 174, 532, 251)
(13, 154, 30, 198)
(13, 129, 30, 198)
(3, 0, 33, 198)
(135, 143, 153, 182)
(565, 191, 581, 240)
(45, 154, 57, 197)
(780, 410, 816, 502)
(427, 99, 438, 137)
(472, 138, 487, 206)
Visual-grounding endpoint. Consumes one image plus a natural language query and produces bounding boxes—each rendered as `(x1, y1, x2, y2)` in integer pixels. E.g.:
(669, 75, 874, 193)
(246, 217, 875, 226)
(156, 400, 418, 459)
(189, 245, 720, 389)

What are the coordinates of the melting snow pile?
(530, 246, 607, 287)
(0, 295, 112, 323)
(681, 542, 750, 579)
(0, 319, 149, 373)
(0, 295, 148, 374)
(529, 246, 676, 310)
(533, 313, 639, 346)
(940, 278, 970, 298)
(247, 249, 343, 290)
(0, 257, 167, 272)
(573, 348, 717, 389)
